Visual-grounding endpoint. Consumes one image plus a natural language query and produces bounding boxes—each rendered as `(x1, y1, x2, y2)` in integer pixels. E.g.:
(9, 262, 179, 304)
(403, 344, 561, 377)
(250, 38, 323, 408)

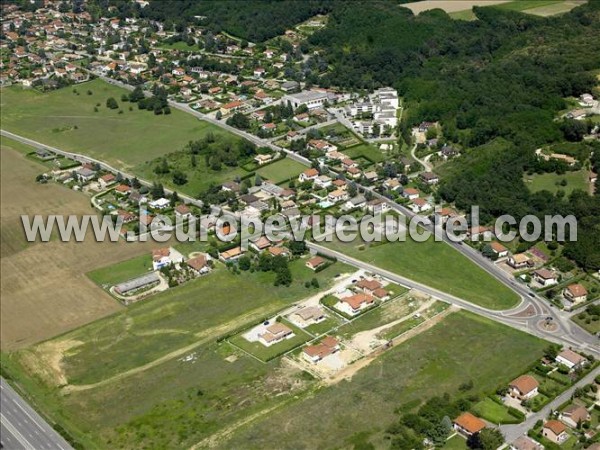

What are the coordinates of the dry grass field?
(0, 143, 160, 350)
(401, 0, 511, 14)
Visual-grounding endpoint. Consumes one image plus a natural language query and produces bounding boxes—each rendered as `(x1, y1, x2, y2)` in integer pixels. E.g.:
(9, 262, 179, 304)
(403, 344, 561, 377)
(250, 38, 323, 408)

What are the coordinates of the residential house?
(76, 167, 96, 182)
(174, 204, 192, 219)
(306, 256, 326, 271)
(254, 153, 274, 165)
(259, 322, 293, 346)
(251, 236, 272, 252)
(356, 279, 382, 295)
(314, 175, 333, 189)
(559, 404, 590, 428)
(555, 349, 587, 371)
(344, 195, 367, 211)
(419, 171, 439, 185)
(149, 198, 170, 210)
(220, 100, 244, 116)
(366, 199, 389, 215)
(152, 247, 184, 270)
(402, 188, 420, 200)
(508, 375, 539, 400)
(114, 184, 131, 195)
(335, 293, 375, 316)
(508, 253, 533, 270)
(533, 269, 558, 287)
(186, 254, 210, 275)
(303, 336, 340, 363)
(299, 168, 319, 182)
(324, 187, 348, 203)
(98, 173, 116, 189)
(542, 420, 568, 444)
(219, 247, 244, 263)
(510, 436, 544, 450)
(490, 242, 509, 258)
(563, 284, 588, 305)
(268, 246, 290, 258)
(293, 306, 326, 326)
(410, 197, 431, 213)
(453, 412, 486, 437)
(468, 226, 493, 241)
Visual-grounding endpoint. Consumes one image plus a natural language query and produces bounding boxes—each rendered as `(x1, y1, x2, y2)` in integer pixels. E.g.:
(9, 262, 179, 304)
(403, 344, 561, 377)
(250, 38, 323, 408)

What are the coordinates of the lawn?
(0, 80, 237, 169)
(472, 397, 521, 424)
(323, 238, 520, 310)
(256, 157, 307, 184)
(221, 311, 548, 449)
(524, 170, 589, 195)
(442, 435, 468, 450)
(228, 319, 312, 362)
(572, 310, 600, 335)
(87, 253, 154, 286)
(344, 143, 386, 163)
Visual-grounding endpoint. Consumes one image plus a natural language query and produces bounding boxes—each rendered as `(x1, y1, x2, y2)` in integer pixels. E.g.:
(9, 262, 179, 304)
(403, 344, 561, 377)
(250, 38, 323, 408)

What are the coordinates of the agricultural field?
(0, 80, 235, 169)
(220, 311, 548, 449)
(523, 170, 590, 195)
(447, 0, 583, 20)
(0, 141, 164, 350)
(2, 258, 352, 448)
(323, 237, 520, 310)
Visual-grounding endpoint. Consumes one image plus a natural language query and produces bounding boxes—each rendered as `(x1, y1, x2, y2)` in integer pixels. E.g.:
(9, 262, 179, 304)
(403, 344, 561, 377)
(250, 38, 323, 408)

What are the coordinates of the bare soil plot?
(0, 146, 158, 350)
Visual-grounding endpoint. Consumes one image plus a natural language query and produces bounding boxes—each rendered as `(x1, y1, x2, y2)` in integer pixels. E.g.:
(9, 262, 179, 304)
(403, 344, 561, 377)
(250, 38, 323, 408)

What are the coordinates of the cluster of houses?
(326, 277, 392, 317)
(452, 347, 596, 449)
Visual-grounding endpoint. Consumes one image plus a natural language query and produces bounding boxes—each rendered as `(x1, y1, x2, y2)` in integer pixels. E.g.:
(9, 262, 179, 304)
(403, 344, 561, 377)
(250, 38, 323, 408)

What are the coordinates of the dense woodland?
(307, 2, 600, 270)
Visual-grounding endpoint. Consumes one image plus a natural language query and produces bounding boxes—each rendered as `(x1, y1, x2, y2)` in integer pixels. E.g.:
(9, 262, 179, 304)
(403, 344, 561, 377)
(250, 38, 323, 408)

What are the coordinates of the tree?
(106, 97, 118, 109)
(288, 239, 307, 255)
(467, 429, 504, 450)
(238, 256, 251, 271)
(172, 170, 188, 185)
(216, 110, 222, 120)
(255, 174, 262, 186)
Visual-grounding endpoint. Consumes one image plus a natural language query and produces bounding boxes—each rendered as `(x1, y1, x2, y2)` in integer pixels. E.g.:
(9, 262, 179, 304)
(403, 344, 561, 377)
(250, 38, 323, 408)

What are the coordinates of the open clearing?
(524, 169, 589, 195)
(0, 80, 235, 169)
(323, 237, 519, 310)
(0, 142, 162, 350)
(447, 0, 584, 20)
(255, 158, 306, 184)
(402, 0, 512, 15)
(1, 310, 547, 449)
(219, 311, 547, 450)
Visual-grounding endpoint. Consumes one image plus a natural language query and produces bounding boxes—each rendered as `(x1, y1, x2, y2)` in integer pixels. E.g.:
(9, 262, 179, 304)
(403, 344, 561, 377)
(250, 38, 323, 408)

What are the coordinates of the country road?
(308, 242, 600, 356)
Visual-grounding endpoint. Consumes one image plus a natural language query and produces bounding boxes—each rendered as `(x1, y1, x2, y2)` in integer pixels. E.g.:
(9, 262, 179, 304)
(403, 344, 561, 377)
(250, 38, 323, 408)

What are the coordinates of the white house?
(152, 247, 185, 270)
(555, 349, 587, 371)
(533, 269, 558, 287)
(149, 198, 170, 210)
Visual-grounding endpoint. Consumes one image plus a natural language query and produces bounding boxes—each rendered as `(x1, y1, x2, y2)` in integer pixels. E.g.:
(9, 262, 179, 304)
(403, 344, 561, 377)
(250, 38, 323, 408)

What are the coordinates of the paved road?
(308, 242, 600, 356)
(1, 129, 203, 209)
(6, 74, 599, 353)
(501, 365, 600, 442)
(0, 377, 72, 450)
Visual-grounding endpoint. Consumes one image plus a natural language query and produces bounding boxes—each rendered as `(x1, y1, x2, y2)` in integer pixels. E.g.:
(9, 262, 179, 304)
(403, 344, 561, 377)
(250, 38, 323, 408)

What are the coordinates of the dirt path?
(323, 305, 457, 386)
(62, 303, 283, 393)
(347, 298, 436, 354)
(191, 306, 457, 449)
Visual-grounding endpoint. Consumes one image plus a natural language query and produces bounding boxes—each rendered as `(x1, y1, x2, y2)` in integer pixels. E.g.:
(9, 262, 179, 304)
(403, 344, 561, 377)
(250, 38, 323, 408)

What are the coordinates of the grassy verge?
(323, 238, 519, 310)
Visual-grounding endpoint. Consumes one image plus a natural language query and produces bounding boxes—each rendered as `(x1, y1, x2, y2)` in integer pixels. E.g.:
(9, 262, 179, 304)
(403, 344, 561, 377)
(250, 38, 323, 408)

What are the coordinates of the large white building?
(284, 90, 332, 110)
(346, 87, 400, 134)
